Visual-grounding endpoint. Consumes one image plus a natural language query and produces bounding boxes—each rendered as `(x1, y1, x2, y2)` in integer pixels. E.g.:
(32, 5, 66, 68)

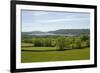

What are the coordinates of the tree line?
(22, 35, 90, 50)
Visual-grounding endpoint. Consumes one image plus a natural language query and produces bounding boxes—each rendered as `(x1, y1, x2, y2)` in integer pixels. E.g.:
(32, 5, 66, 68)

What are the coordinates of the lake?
(29, 33, 76, 36)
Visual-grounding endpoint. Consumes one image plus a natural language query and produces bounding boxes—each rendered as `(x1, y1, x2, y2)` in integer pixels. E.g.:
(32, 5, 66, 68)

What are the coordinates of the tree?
(80, 35, 90, 48)
(33, 38, 53, 47)
(56, 37, 66, 51)
(22, 39, 33, 43)
(65, 37, 72, 49)
(34, 39, 42, 47)
(85, 40, 90, 47)
(42, 38, 52, 47)
(74, 37, 82, 49)
(80, 35, 89, 42)
(70, 37, 75, 49)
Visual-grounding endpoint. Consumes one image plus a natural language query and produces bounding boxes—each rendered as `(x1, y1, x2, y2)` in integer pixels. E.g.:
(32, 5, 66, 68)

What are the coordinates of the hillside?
(22, 29, 90, 37)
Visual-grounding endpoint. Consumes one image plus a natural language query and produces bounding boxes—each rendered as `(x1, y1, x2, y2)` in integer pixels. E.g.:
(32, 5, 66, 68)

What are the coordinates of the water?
(29, 33, 75, 36)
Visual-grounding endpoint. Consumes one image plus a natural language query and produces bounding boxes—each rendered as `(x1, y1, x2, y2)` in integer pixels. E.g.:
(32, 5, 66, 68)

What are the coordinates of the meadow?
(21, 47, 90, 63)
(21, 36, 90, 63)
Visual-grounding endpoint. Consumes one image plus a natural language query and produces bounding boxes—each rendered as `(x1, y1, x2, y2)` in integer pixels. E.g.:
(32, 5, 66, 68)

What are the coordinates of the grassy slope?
(21, 47, 90, 63)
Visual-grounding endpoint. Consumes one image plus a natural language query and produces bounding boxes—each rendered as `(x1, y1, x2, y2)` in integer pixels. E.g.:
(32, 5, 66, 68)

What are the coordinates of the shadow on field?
(21, 47, 87, 52)
(21, 49, 72, 52)
(21, 46, 33, 47)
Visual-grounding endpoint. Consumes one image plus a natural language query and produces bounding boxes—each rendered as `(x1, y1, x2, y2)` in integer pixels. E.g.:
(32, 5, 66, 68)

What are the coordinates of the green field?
(21, 47, 90, 63)
(21, 35, 90, 63)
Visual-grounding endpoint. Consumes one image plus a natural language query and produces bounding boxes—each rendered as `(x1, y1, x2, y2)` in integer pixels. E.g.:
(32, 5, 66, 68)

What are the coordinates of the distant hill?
(48, 29, 90, 35)
(22, 29, 90, 37)
(22, 31, 44, 34)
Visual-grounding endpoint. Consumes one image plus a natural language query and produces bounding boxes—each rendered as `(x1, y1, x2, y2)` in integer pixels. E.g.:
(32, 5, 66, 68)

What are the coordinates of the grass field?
(21, 46, 90, 63)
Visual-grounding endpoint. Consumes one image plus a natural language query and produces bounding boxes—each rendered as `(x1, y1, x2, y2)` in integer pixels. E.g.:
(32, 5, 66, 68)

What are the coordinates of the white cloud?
(38, 18, 89, 24)
(32, 12, 49, 16)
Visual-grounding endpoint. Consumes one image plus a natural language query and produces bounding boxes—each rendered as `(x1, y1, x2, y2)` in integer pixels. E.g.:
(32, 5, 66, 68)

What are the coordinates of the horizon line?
(22, 28, 90, 32)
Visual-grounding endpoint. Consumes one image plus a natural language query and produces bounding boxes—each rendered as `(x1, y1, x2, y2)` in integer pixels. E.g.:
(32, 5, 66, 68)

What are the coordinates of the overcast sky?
(21, 10, 90, 32)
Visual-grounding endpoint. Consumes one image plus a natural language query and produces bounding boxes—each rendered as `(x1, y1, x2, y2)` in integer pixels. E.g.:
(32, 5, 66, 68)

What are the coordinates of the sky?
(21, 10, 90, 32)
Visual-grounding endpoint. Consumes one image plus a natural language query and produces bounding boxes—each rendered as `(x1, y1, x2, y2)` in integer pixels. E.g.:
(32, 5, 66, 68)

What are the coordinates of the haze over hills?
(22, 29, 90, 37)
(48, 29, 89, 34)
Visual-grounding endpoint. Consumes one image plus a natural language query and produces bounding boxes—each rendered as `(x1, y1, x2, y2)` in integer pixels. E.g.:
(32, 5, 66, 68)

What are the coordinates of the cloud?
(38, 18, 89, 24)
(32, 11, 50, 16)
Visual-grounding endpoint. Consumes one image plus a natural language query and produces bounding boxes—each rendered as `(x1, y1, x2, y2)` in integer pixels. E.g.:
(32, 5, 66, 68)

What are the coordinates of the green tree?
(85, 40, 90, 47)
(34, 39, 42, 47)
(80, 35, 89, 42)
(22, 39, 33, 43)
(56, 37, 66, 51)
(74, 37, 82, 48)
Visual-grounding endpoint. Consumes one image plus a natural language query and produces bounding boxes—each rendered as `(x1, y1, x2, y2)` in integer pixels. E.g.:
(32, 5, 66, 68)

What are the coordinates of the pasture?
(21, 36, 90, 63)
(21, 46, 90, 63)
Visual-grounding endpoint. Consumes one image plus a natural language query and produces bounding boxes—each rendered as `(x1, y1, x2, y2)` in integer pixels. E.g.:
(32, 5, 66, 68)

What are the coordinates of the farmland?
(21, 46, 90, 63)
(21, 34, 90, 63)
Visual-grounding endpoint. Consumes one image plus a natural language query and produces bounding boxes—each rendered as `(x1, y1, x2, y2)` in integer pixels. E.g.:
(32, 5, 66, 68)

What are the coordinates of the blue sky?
(21, 10, 90, 32)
